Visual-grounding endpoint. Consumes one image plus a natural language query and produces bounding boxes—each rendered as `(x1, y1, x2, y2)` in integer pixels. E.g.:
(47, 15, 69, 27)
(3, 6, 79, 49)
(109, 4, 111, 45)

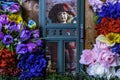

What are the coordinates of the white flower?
(87, 63, 109, 78)
(117, 57, 120, 66)
(115, 69, 120, 78)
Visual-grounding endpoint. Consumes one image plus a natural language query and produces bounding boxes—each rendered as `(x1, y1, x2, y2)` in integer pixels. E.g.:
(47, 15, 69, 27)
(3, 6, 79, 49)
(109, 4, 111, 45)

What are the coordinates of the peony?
(97, 50, 118, 67)
(79, 50, 96, 65)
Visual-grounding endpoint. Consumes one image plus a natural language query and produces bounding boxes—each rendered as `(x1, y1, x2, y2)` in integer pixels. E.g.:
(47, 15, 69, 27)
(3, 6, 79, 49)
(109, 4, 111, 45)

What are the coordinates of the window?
(39, 0, 84, 73)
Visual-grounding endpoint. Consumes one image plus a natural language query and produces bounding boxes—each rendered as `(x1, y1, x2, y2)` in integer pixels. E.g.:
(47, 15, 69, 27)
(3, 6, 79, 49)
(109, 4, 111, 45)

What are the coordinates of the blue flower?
(17, 52, 47, 80)
(111, 43, 120, 54)
(97, 2, 120, 24)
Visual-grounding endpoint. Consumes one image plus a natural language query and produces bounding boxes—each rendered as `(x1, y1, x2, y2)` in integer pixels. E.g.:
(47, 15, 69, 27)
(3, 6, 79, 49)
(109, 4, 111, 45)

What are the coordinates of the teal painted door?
(39, 0, 84, 73)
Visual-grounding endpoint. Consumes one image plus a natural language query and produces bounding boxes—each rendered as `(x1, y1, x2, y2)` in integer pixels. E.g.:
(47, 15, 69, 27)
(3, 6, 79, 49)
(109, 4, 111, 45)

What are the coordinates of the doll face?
(57, 11, 68, 23)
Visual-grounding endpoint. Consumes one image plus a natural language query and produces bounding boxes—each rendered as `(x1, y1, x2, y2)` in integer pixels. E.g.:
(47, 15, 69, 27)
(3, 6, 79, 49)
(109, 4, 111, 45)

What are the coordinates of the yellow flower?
(96, 34, 115, 46)
(106, 32, 120, 44)
(8, 13, 23, 24)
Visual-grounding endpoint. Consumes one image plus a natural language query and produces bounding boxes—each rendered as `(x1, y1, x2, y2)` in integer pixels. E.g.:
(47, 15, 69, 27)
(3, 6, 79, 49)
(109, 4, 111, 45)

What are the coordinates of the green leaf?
(93, 16, 99, 24)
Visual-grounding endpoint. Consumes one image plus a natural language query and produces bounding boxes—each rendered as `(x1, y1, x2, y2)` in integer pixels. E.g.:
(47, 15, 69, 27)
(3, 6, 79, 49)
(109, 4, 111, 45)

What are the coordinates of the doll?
(48, 3, 76, 73)
(48, 3, 76, 23)
(21, 0, 39, 26)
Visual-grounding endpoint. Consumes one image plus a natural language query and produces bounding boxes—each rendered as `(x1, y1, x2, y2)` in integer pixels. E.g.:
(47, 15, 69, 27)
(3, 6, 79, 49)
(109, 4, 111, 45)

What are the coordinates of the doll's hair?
(48, 3, 76, 23)
(22, 0, 39, 26)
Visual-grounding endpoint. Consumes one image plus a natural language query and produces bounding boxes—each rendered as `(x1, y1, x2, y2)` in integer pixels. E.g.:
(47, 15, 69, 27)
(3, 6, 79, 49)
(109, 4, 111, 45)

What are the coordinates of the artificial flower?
(115, 69, 120, 78)
(35, 39, 44, 47)
(16, 44, 28, 54)
(18, 52, 47, 80)
(106, 33, 120, 43)
(27, 42, 37, 53)
(96, 34, 115, 46)
(7, 22, 17, 33)
(31, 30, 40, 38)
(0, 14, 8, 24)
(28, 19, 36, 29)
(0, 48, 19, 76)
(80, 49, 96, 65)
(20, 30, 31, 41)
(3, 35, 13, 45)
(111, 43, 120, 54)
(95, 18, 120, 35)
(0, 22, 2, 31)
(87, 63, 109, 78)
(1, 2, 20, 13)
(8, 13, 23, 24)
(106, 0, 119, 4)
(88, 0, 104, 12)
(97, 50, 118, 68)
(97, 2, 120, 23)
(0, 32, 4, 40)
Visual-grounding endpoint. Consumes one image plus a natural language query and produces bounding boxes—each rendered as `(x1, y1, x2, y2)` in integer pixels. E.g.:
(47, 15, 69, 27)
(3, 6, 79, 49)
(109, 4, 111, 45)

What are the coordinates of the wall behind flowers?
(85, 0, 97, 49)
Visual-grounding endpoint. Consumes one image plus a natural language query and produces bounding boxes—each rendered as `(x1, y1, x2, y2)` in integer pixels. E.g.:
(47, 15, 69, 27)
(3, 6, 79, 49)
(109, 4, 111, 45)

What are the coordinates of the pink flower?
(79, 50, 96, 65)
(97, 50, 118, 68)
(93, 40, 109, 53)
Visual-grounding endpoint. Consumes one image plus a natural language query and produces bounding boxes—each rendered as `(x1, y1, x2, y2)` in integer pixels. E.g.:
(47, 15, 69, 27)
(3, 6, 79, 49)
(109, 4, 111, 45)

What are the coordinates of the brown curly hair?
(48, 3, 76, 23)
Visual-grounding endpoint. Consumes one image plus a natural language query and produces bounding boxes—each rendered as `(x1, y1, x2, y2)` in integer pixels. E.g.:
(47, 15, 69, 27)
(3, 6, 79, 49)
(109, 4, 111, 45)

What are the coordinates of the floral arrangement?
(0, 0, 47, 80)
(80, 0, 120, 79)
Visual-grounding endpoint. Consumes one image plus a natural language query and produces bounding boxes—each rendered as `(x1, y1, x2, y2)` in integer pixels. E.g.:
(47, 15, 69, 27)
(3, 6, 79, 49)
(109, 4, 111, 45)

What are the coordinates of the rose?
(97, 50, 118, 67)
(2, 35, 13, 45)
(20, 30, 31, 41)
(16, 44, 28, 54)
(79, 50, 96, 65)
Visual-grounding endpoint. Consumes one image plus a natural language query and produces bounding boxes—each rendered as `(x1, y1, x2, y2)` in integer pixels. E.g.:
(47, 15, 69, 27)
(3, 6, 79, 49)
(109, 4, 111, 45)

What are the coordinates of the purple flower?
(3, 35, 13, 45)
(7, 22, 17, 32)
(0, 14, 8, 24)
(20, 30, 31, 41)
(16, 44, 28, 54)
(2, 3, 20, 13)
(35, 40, 43, 47)
(0, 32, 4, 40)
(15, 23, 22, 32)
(0, 22, 2, 31)
(32, 30, 40, 38)
(9, 3, 20, 13)
(27, 43, 37, 53)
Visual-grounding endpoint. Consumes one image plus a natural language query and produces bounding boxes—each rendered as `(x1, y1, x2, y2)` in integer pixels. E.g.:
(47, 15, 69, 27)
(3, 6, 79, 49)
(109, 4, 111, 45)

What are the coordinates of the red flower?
(0, 48, 19, 76)
(95, 17, 120, 35)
